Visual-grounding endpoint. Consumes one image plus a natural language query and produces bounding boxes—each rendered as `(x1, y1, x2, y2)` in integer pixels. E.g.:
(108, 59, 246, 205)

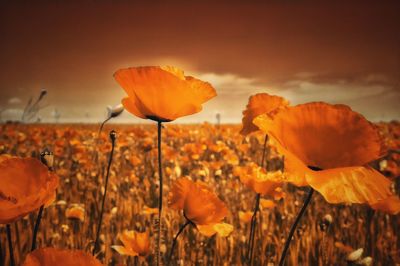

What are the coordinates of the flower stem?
(156, 121, 163, 266)
(6, 224, 14, 266)
(93, 130, 116, 256)
(166, 220, 191, 266)
(246, 134, 268, 264)
(31, 205, 44, 251)
(278, 187, 314, 266)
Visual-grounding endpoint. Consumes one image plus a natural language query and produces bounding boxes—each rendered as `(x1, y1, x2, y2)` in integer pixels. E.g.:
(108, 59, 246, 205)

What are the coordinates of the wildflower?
(22, 247, 102, 266)
(114, 66, 216, 122)
(112, 230, 150, 257)
(169, 177, 233, 237)
(65, 204, 85, 222)
(240, 93, 289, 136)
(0, 155, 58, 224)
(253, 102, 393, 205)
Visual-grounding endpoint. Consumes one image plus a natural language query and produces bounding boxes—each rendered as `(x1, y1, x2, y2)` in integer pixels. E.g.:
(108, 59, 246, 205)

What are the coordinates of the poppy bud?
(40, 149, 54, 169)
(110, 130, 117, 141)
(107, 104, 124, 118)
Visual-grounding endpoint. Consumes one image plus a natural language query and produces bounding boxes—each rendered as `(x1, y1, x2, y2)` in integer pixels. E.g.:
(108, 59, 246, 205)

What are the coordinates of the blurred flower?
(169, 177, 233, 237)
(254, 101, 394, 206)
(66, 204, 85, 222)
(142, 205, 159, 215)
(236, 162, 284, 197)
(22, 247, 102, 266)
(114, 66, 216, 122)
(347, 248, 364, 262)
(260, 199, 276, 210)
(112, 230, 150, 257)
(0, 155, 59, 224)
(240, 93, 289, 136)
(239, 211, 253, 224)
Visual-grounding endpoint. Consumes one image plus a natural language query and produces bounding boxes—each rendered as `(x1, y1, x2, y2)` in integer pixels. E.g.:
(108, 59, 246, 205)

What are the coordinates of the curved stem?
(93, 131, 116, 256)
(156, 121, 163, 266)
(166, 220, 191, 266)
(246, 134, 268, 264)
(98, 117, 112, 138)
(278, 187, 314, 266)
(31, 205, 44, 251)
(6, 224, 14, 266)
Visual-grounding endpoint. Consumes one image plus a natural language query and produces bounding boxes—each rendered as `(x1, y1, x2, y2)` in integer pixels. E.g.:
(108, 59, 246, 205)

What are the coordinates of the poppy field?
(0, 67, 399, 266)
(0, 121, 399, 265)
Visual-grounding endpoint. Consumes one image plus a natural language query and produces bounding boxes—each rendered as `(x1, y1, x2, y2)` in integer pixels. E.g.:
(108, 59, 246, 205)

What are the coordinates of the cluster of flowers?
(0, 66, 399, 265)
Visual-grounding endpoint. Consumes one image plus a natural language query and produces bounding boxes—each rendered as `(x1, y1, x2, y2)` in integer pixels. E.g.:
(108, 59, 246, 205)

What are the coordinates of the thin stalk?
(278, 187, 314, 266)
(155, 121, 163, 266)
(134, 256, 139, 266)
(166, 220, 191, 266)
(93, 130, 116, 256)
(31, 205, 44, 251)
(98, 117, 112, 138)
(246, 134, 268, 264)
(6, 224, 14, 266)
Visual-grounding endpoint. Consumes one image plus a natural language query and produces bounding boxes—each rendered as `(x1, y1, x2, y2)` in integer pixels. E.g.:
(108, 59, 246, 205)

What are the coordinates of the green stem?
(156, 121, 163, 266)
(93, 130, 116, 256)
(278, 187, 314, 266)
(31, 205, 44, 251)
(6, 224, 14, 266)
(246, 134, 268, 264)
(166, 220, 191, 266)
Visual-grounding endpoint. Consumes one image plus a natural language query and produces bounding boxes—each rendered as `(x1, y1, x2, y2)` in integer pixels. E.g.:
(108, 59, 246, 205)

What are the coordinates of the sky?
(0, 0, 399, 123)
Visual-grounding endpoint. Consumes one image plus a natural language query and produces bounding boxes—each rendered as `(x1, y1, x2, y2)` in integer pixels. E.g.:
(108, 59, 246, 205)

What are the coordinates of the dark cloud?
(0, 0, 399, 122)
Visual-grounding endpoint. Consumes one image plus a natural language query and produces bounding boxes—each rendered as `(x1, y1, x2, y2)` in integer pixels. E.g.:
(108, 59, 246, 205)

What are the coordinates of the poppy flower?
(0, 155, 59, 224)
(65, 204, 85, 222)
(253, 101, 393, 205)
(236, 162, 284, 197)
(22, 247, 103, 266)
(239, 211, 253, 224)
(240, 93, 289, 136)
(112, 230, 150, 257)
(114, 66, 217, 122)
(169, 177, 233, 237)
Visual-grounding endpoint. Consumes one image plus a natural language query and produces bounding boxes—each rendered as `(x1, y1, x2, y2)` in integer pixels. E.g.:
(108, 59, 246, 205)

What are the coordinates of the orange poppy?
(114, 66, 217, 122)
(240, 93, 289, 136)
(370, 195, 400, 214)
(253, 101, 393, 205)
(236, 162, 284, 197)
(239, 211, 253, 224)
(112, 230, 150, 257)
(0, 155, 59, 224)
(169, 177, 233, 237)
(22, 247, 103, 266)
(65, 204, 85, 222)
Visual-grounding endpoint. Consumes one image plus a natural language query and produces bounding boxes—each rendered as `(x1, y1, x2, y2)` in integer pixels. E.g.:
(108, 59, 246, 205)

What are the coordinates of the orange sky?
(0, 0, 399, 123)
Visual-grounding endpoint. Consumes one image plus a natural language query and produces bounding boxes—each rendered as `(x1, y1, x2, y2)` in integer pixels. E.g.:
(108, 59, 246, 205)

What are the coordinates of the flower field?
(0, 121, 399, 265)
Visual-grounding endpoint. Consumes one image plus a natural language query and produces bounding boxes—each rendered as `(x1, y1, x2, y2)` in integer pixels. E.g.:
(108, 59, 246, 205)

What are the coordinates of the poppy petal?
(111, 245, 138, 257)
(370, 195, 400, 214)
(121, 97, 147, 119)
(240, 93, 289, 136)
(254, 102, 385, 169)
(306, 166, 392, 204)
(197, 223, 233, 237)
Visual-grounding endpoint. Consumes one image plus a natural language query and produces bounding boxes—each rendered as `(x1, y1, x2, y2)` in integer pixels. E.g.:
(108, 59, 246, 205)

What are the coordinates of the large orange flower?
(169, 177, 233, 237)
(0, 155, 59, 224)
(240, 93, 289, 135)
(253, 101, 395, 206)
(22, 248, 103, 266)
(114, 66, 217, 122)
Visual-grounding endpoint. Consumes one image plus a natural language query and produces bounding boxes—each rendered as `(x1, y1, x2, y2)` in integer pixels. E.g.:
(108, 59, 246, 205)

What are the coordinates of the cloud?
(8, 97, 22, 105)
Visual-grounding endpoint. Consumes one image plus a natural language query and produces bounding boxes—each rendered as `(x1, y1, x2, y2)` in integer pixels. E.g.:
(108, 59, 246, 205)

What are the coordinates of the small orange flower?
(236, 162, 284, 197)
(240, 93, 289, 136)
(22, 247, 102, 266)
(169, 177, 233, 237)
(239, 211, 253, 224)
(253, 101, 393, 205)
(114, 66, 217, 122)
(112, 230, 150, 257)
(65, 204, 85, 222)
(0, 155, 59, 224)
